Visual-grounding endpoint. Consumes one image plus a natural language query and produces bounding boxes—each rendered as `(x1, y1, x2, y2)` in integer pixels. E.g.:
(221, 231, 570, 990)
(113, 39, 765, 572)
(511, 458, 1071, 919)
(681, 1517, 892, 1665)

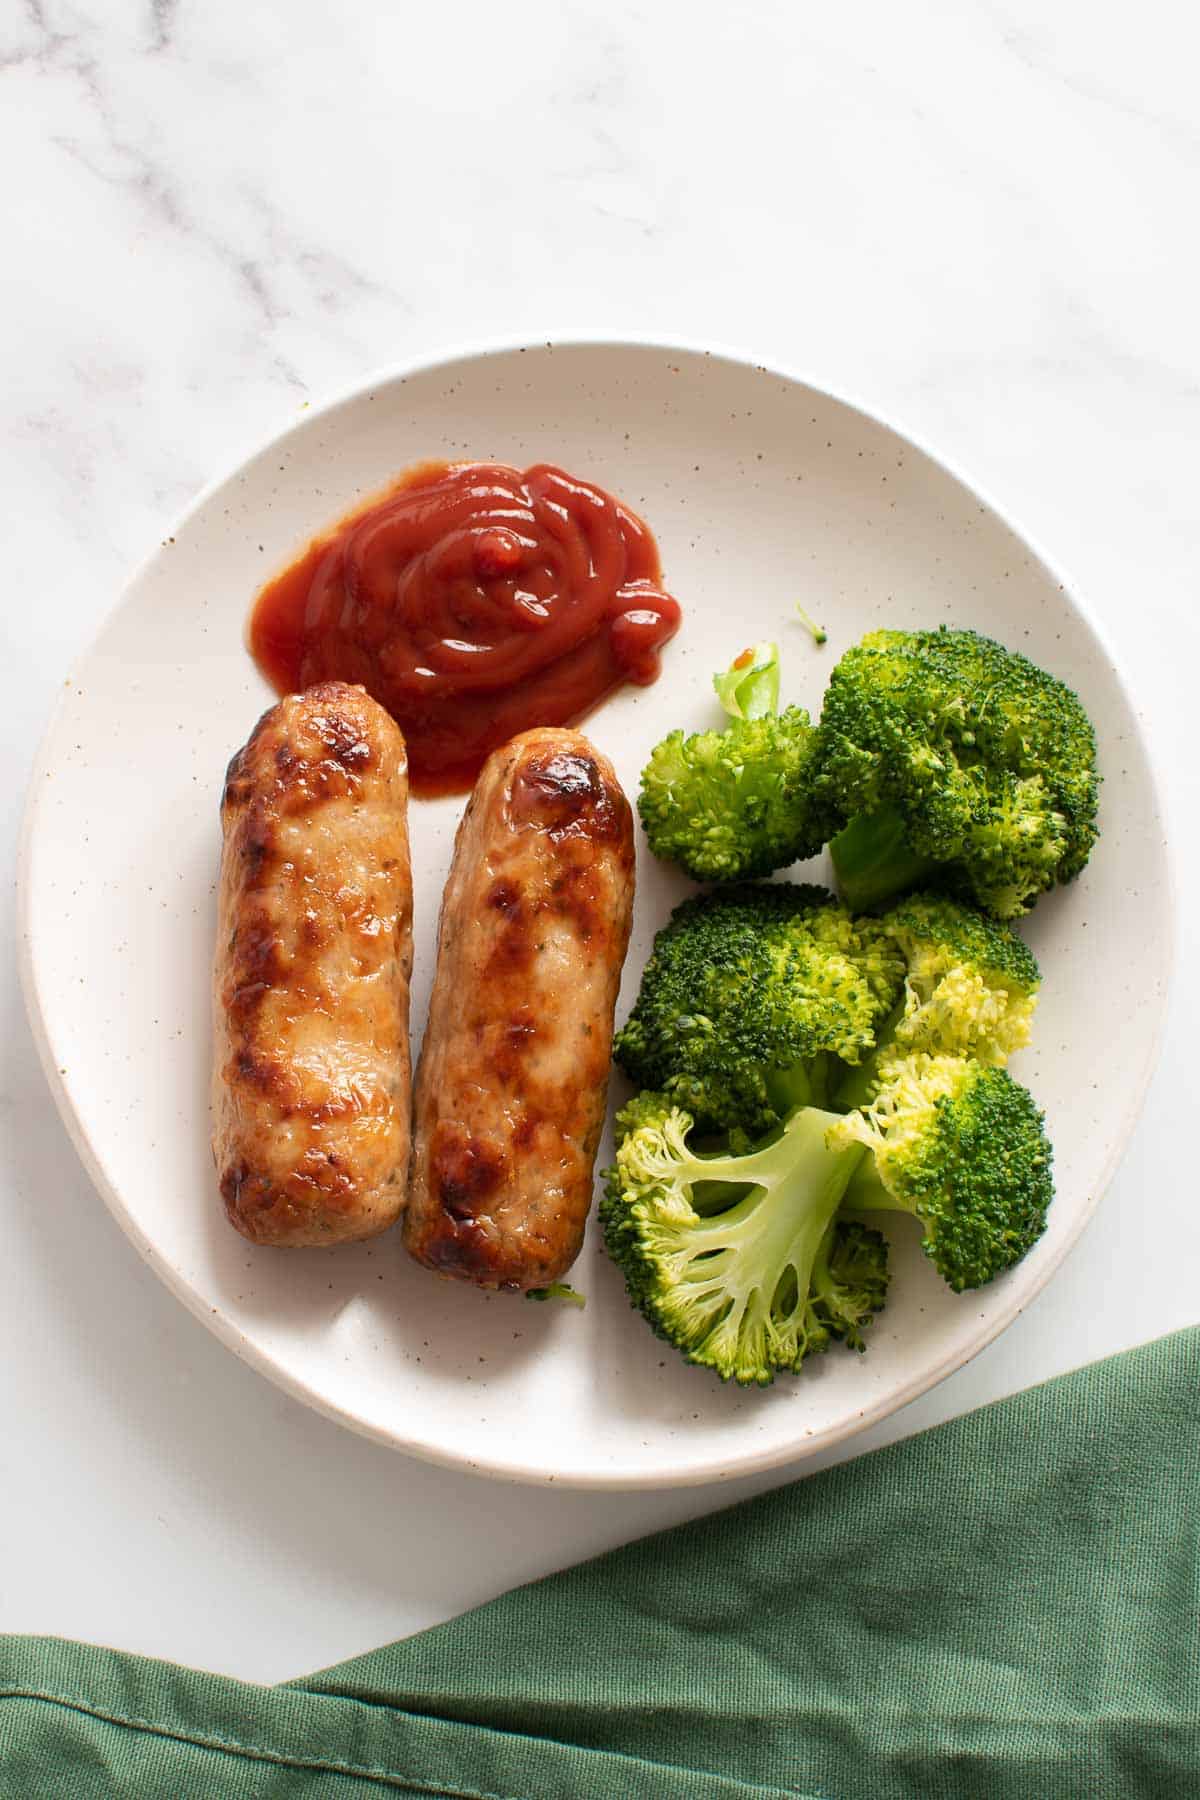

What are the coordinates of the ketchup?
(248, 461, 682, 795)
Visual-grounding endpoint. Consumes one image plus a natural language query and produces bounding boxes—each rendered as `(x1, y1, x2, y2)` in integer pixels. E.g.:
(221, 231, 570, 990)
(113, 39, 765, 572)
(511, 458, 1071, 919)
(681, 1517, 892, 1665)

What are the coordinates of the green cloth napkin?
(1, 1328, 1197, 1798)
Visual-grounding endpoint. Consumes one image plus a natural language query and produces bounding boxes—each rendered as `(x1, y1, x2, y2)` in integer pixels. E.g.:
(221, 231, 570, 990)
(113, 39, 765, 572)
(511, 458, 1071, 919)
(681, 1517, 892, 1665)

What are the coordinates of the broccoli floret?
(608, 884, 1055, 1382)
(811, 1218, 890, 1348)
(600, 1096, 888, 1385)
(614, 1088, 682, 1147)
(836, 892, 1042, 1113)
(638, 642, 825, 882)
(881, 892, 1041, 1067)
(831, 1052, 1053, 1291)
(814, 627, 1100, 918)
(613, 884, 906, 1134)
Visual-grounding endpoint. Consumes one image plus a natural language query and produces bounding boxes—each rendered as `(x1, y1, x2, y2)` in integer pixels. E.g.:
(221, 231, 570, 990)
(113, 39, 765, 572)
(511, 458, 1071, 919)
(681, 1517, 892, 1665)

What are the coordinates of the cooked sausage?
(404, 728, 635, 1290)
(212, 681, 413, 1246)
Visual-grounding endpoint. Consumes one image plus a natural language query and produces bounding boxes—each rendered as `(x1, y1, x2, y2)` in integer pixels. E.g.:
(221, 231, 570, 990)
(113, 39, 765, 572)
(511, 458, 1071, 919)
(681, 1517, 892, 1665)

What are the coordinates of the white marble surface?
(2, 0, 1197, 1684)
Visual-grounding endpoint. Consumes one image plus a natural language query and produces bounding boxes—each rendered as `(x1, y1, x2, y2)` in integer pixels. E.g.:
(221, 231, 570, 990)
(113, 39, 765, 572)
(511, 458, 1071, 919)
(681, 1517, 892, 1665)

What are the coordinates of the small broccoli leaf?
(712, 642, 779, 721)
(525, 1283, 586, 1308)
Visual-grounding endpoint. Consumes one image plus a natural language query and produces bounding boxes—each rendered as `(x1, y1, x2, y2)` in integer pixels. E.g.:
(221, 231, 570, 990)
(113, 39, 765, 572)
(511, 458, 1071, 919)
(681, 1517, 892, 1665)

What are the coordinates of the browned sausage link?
(212, 681, 413, 1246)
(405, 728, 635, 1290)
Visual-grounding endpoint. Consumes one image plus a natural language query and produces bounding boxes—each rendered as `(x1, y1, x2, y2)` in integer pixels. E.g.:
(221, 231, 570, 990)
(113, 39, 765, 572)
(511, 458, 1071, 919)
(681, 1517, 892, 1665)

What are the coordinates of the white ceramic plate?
(19, 340, 1172, 1488)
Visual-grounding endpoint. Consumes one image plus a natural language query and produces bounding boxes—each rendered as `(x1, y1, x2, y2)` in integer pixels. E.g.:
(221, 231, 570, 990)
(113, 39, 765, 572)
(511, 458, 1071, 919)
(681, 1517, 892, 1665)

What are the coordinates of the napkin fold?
(1, 1327, 1197, 1798)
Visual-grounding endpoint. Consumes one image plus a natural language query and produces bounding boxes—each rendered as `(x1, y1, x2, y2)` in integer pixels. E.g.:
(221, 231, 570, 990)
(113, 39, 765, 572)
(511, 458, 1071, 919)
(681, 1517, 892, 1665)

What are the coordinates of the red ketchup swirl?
(248, 461, 682, 795)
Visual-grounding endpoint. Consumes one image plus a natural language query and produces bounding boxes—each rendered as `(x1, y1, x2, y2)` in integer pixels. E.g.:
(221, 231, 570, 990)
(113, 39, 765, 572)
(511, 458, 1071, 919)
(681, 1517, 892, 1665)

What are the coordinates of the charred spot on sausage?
(432, 1125, 508, 1222)
(315, 709, 373, 770)
(509, 750, 621, 840)
(486, 879, 521, 919)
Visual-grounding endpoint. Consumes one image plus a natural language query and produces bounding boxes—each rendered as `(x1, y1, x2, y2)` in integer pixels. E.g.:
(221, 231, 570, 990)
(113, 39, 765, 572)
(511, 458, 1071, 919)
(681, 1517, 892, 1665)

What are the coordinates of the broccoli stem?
(764, 1054, 831, 1118)
(840, 1160, 902, 1213)
(830, 807, 940, 912)
(795, 602, 828, 646)
(832, 1001, 906, 1112)
(675, 1110, 868, 1333)
(682, 1105, 858, 1195)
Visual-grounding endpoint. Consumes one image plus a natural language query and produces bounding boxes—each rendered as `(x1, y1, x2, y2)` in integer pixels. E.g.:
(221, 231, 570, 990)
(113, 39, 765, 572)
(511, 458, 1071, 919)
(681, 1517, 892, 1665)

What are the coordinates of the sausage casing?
(212, 681, 413, 1246)
(404, 728, 635, 1289)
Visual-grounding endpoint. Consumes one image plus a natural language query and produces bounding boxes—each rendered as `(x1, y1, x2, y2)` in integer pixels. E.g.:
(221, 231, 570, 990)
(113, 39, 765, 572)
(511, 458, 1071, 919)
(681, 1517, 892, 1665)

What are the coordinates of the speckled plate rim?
(17, 332, 1178, 1487)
